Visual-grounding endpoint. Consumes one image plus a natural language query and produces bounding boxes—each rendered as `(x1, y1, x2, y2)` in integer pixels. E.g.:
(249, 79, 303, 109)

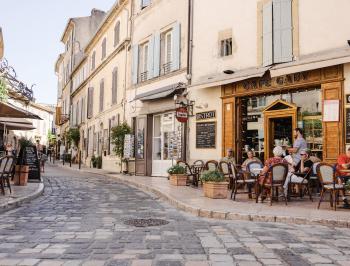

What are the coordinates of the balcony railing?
(139, 71, 148, 83)
(161, 62, 172, 75)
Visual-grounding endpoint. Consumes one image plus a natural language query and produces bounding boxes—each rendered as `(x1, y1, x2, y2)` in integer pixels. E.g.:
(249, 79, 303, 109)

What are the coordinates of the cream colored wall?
(187, 86, 222, 162)
(298, 0, 350, 56)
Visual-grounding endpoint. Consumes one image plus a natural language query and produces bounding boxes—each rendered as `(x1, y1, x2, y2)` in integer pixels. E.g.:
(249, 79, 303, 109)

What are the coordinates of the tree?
(66, 128, 80, 147)
(0, 77, 8, 102)
(111, 122, 132, 159)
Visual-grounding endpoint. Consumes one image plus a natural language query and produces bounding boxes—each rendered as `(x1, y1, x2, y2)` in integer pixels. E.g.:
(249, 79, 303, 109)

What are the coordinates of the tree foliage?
(0, 78, 8, 102)
(66, 128, 80, 147)
(111, 122, 132, 158)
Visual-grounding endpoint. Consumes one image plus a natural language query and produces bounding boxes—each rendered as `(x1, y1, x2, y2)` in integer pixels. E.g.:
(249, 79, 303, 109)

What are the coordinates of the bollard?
(70, 150, 72, 167)
(63, 153, 65, 165)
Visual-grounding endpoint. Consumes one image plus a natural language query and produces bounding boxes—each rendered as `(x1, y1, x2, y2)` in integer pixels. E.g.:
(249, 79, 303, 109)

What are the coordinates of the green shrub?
(200, 170, 225, 183)
(111, 122, 132, 158)
(167, 165, 186, 175)
(91, 155, 97, 168)
(96, 156, 102, 169)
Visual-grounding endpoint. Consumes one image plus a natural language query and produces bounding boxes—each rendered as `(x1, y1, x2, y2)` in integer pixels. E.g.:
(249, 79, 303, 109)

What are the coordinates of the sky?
(0, 0, 116, 104)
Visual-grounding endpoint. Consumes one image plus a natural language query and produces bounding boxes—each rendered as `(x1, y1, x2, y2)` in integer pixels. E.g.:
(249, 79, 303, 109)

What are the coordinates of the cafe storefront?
(222, 65, 345, 164)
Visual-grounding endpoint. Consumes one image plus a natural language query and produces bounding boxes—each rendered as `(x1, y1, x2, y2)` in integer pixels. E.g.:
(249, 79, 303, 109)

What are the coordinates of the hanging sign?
(196, 110, 216, 120)
(176, 107, 188, 123)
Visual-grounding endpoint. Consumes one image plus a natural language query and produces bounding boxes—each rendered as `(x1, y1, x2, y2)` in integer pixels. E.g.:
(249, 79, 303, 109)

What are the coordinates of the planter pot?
(170, 174, 188, 186)
(203, 182, 229, 199)
(14, 165, 29, 186)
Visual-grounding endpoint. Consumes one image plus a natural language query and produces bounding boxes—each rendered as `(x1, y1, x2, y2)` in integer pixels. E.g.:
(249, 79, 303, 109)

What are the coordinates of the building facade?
(56, 0, 350, 174)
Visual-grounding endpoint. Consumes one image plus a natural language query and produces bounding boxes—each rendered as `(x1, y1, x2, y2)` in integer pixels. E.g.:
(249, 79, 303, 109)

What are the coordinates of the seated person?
(221, 148, 236, 165)
(283, 148, 313, 196)
(258, 146, 287, 187)
(336, 148, 350, 208)
(241, 150, 262, 171)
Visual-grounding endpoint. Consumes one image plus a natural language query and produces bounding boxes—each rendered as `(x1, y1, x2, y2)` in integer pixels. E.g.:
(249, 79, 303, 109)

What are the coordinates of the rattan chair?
(219, 161, 234, 189)
(0, 156, 16, 195)
(316, 163, 345, 211)
(205, 160, 219, 171)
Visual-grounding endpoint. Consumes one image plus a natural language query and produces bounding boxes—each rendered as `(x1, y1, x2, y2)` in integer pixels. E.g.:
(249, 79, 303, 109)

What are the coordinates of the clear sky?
(0, 0, 116, 104)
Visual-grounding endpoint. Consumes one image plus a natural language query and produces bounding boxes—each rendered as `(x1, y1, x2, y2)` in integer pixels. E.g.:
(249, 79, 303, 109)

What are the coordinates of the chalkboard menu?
(346, 108, 350, 144)
(196, 122, 216, 149)
(18, 145, 41, 181)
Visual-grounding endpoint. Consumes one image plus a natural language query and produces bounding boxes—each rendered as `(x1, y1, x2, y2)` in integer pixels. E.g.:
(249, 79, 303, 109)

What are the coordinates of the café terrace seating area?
(174, 158, 350, 211)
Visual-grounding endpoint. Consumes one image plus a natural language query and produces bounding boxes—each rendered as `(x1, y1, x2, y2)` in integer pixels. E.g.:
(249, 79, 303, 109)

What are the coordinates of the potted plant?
(96, 156, 102, 169)
(167, 165, 187, 186)
(14, 137, 33, 186)
(91, 155, 97, 168)
(200, 170, 229, 199)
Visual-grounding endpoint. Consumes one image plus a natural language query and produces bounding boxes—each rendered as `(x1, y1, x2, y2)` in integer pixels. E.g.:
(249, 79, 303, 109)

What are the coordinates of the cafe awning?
(189, 66, 271, 90)
(270, 47, 350, 77)
(0, 101, 42, 119)
(0, 117, 35, 131)
(133, 82, 186, 101)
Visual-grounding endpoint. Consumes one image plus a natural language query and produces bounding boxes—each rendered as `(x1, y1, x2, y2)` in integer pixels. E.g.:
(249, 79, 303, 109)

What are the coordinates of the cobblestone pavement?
(0, 165, 350, 266)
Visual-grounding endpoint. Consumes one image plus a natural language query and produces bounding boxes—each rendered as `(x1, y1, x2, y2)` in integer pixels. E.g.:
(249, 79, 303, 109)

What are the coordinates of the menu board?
(18, 145, 41, 181)
(346, 108, 350, 144)
(123, 134, 135, 159)
(168, 128, 182, 160)
(196, 122, 216, 149)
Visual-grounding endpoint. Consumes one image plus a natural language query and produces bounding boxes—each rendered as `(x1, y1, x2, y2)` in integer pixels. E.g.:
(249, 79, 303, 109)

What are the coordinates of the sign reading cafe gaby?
(242, 72, 309, 90)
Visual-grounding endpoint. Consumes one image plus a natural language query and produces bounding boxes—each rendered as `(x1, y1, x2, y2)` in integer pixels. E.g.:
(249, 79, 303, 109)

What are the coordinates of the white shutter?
(147, 37, 154, 80)
(273, 0, 293, 63)
(262, 2, 273, 66)
(153, 33, 161, 77)
(171, 22, 181, 71)
(132, 45, 139, 84)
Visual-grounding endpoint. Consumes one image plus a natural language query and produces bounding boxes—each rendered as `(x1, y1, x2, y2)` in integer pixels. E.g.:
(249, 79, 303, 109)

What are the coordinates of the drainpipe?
(123, 2, 132, 122)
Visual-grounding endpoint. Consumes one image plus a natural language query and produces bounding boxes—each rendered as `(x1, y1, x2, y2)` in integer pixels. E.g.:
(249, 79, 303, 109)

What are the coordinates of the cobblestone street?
(0, 165, 350, 266)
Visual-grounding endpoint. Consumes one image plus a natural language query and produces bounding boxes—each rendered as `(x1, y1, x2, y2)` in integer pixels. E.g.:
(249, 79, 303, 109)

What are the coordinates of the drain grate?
(124, 218, 169, 227)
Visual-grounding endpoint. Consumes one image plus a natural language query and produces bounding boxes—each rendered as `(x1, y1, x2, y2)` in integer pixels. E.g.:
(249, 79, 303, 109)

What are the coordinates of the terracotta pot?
(203, 182, 229, 199)
(169, 174, 188, 186)
(14, 165, 29, 186)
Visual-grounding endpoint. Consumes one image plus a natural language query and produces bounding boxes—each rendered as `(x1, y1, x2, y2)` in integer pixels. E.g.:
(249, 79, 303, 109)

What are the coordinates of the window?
(262, 0, 293, 66)
(141, 0, 151, 9)
(161, 31, 172, 74)
(101, 38, 107, 59)
(114, 21, 120, 47)
(112, 68, 118, 104)
(99, 79, 104, 112)
(91, 51, 96, 70)
(138, 42, 149, 82)
(87, 87, 94, 119)
(220, 38, 232, 57)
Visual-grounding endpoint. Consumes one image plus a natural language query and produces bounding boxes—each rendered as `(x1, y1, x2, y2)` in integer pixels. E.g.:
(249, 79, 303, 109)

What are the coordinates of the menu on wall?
(196, 122, 216, 149)
(123, 134, 135, 159)
(18, 146, 41, 181)
(346, 108, 350, 144)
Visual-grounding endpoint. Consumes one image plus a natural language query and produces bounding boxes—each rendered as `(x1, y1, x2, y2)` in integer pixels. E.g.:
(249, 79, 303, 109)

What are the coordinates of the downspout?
(184, 0, 194, 162)
(123, 1, 132, 122)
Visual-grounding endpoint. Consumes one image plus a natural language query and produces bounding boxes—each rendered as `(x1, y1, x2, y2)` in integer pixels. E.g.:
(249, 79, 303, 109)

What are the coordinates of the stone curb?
(0, 182, 44, 214)
(55, 164, 350, 228)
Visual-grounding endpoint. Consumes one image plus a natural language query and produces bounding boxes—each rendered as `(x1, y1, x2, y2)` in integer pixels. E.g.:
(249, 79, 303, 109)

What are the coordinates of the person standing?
(287, 128, 307, 166)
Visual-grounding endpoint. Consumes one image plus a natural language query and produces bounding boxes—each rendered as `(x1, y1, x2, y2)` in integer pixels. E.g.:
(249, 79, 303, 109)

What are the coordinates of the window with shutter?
(160, 30, 172, 75)
(114, 21, 120, 47)
(262, 1, 273, 66)
(138, 42, 149, 82)
(80, 98, 83, 124)
(220, 38, 232, 57)
(153, 33, 161, 78)
(102, 38, 107, 59)
(87, 87, 94, 119)
(141, 0, 151, 9)
(112, 68, 118, 104)
(132, 45, 139, 84)
(91, 51, 96, 70)
(171, 22, 181, 71)
(100, 79, 104, 112)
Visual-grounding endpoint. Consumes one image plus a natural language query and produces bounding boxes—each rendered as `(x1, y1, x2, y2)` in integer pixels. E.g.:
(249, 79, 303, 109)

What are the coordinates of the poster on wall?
(323, 100, 339, 122)
(123, 134, 135, 159)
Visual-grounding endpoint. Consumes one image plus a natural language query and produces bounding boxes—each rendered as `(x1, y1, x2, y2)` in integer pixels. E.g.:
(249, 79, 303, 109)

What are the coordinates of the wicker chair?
(231, 164, 257, 200)
(316, 163, 345, 211)
(0, 156, 16, 195)
(219, 161, 234, 189)
(176, 160, 194, 186)
(205, 160, 219, 171)
(260, 163, 288, 206)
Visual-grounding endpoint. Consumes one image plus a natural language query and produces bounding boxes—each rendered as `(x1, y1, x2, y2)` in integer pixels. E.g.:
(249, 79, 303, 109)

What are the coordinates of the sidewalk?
(0, 182, 44, 213)
(54, 162, 350, 228)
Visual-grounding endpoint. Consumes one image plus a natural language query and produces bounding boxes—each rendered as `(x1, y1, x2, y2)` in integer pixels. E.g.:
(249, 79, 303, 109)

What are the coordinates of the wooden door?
(322, 81, 344, 162)
(222, 97, 235, 157)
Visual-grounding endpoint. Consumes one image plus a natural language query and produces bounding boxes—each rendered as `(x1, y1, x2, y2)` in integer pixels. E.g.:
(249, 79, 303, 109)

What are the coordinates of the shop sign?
(176, 107, 188, 123)
(243, 114, 261, 123)
(196, 110, 216, 120)
(242, 72, 309, 91)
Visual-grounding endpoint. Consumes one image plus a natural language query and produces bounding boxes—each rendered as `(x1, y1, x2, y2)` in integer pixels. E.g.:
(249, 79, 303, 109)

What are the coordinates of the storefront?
(222, 65, 344, 164)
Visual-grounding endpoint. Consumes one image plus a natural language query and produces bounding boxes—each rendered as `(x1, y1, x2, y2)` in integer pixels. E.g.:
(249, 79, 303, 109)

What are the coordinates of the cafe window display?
(241, 88, 322, 162)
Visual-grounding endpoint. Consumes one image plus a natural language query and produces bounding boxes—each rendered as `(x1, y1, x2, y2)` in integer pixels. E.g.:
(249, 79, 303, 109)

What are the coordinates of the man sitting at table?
(222, 148, 236, 165)
(283, 148, 313, 196)
(336, 147, 350, 208)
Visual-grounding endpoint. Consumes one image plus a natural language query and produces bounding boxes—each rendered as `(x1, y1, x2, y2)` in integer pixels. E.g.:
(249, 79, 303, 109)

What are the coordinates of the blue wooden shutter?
(100, 80, 104, 112)
(262, 2, 273, 66)
(132, 45, 139, 84)
(273, 0, 293, 63)
(147, 37, 154, 80)
(153, 33, 161, 78)
(171, 22, 181, 71)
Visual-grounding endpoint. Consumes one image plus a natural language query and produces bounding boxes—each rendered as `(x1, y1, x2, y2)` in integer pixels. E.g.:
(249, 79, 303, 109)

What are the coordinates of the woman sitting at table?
(283, 148, 313, 196)
(241, 150, 262, 171)
(258, 146, 287, 201)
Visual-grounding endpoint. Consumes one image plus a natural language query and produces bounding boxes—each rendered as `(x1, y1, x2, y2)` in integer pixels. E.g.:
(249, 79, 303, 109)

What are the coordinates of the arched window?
(114, 21, 120, 47)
